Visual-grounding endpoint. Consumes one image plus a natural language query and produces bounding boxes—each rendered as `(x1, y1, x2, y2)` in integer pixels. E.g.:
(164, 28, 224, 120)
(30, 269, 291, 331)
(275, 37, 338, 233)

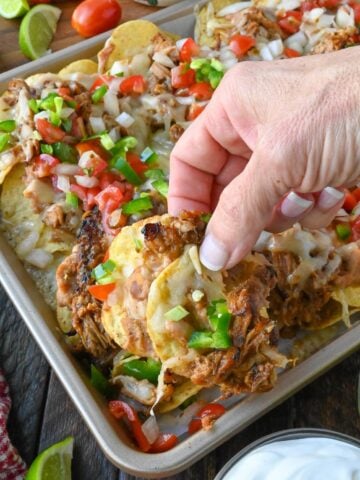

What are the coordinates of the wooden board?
(0, 0, 158, 73)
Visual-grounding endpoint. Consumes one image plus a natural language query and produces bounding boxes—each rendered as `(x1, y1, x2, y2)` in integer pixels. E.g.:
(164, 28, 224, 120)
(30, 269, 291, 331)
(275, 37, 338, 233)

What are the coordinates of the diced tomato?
(88, 283, 116, 302)
(284, 47, 301, 58)
(36, 118, 66, 144)
(120, 75, 147, 95)
(171, 65, 196, 89)
(300, 0, 319, 11)
(188, 418, 202, 435)
(318, 0, 342, 8)
(353, 4, 360, 24)
(126, 152, 148, 175)
(70, 184, 88, 203)
(189, 82, 213, 101)
(109, 400, 151, 452)
(187, 103, 205, 121)
(343, 190, 357, 212)
(351, 216, 360, 241)
(86, 186, 101, 209)
(148, 434, 178, 453)
(79, 151, 108, 177)
(99, 171, 121, 189)
(179, 38, 200, 63)
(90, 75, 113, 92)
(57, 87, 77, 106)
(33, 154, 60, 178)
(188, 403, 226, 435)
(229, 34, 256, 58)
(278, 11, 302, 35)
(95, 184, 124, 214)
(352, 187, 360, 202)
(70, 116, 86, 139)
(76, 139, 110, 161)
(103, 248, 110, 262)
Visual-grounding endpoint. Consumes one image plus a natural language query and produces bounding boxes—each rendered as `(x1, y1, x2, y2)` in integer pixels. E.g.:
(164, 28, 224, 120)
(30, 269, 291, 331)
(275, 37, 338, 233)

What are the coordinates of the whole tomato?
(72, 0, 122, 38)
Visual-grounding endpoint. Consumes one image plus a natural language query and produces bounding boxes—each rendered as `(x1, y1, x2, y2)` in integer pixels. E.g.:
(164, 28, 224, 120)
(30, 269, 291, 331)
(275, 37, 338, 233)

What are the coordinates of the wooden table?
(0, 0, 158, 73)
(1, 284, 360, 479)
(1, 1, 360, 478)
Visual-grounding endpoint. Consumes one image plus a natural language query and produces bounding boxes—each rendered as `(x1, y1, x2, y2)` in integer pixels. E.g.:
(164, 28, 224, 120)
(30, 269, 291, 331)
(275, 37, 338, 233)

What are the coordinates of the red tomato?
(70, 116, 86, 139)
(188, 403, 226, 435)
(187, 103, 205, 121)
(89, 75, 114, 92)
(318, 0, 342, 8)
(171, 65, 196, 89)
(76, 139, 110, 161)
(284, 47, 301, 58)
(99, 171, 121, 190)
(127, 152, 148, 175)
(70, 184, 88, 203)
(179, 38, 200, 63)
(278, 11, 302, 35)
(189, 82, 213, 101)
(88, 283, 116, 302)
(36, 118, 65, 144)
(354, 4, 360, 24)
(79, 152, 108, 177)
(95, 184, 124, 214)
(352, 216, 360, 241)
(33, 154, 60, 178)
(149, 434, 178, 453)
(229, 34, 256, 58)
(300, 0, 319, 11)
(352, 187, 360, 202)
(71, 0, 122, 38)
(86, 186, 101, 210)
(109, 400, 151, 452)
(343, 191, 357, 212)
(120, 75, 147, 95)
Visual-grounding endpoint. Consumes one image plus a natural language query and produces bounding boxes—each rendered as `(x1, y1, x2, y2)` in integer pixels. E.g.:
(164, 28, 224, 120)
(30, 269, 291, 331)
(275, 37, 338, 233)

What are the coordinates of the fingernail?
(317, 187, 344, 210)
(200, 234, 229, 271)
(281, 192, 313, 218)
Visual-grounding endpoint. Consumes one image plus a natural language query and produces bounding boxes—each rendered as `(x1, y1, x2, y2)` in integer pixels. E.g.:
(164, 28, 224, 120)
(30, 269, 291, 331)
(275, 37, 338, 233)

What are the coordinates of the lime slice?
(0, 0, 29, 19)
(25, 436, 74, 480)
(19, 4, 62, 60)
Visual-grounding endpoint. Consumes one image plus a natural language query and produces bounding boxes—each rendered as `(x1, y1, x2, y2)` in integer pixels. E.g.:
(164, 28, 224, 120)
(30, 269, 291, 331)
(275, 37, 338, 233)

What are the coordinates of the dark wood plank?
(38, 370, 118, 480)
(0, 0, 158, 73)
(0, 285, 50, 465)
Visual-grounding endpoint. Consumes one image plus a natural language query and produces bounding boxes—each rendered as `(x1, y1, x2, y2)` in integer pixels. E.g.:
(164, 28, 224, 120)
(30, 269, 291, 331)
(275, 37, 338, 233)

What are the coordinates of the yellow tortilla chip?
(332, 286, 360, 307)
(195, 0, 235, 47)
(59, 59, 98, 76)
(157, 381, 202, 414)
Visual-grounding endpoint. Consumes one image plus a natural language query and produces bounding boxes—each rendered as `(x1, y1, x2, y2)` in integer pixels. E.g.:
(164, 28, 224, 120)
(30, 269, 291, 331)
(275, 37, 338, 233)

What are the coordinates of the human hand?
(168, 47, 360, 270)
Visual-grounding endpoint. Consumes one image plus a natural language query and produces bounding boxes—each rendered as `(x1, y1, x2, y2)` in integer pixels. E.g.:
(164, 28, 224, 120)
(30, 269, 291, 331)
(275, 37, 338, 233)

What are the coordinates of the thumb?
(199, 150, 287, 271)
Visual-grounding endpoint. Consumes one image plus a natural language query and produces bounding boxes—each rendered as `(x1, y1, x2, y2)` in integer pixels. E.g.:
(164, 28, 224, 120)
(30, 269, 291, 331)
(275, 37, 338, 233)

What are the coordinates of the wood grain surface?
(1, 283, 360, 479)
(0, 0, 158, 73)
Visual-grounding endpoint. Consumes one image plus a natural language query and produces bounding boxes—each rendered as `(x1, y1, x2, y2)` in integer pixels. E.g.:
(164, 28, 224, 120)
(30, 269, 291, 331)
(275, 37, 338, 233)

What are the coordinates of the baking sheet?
(1, 1, 360, 477)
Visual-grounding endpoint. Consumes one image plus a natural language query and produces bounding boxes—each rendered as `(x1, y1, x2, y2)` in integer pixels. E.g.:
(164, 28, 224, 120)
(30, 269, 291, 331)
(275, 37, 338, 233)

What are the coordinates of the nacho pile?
(0, 1, 360, 420)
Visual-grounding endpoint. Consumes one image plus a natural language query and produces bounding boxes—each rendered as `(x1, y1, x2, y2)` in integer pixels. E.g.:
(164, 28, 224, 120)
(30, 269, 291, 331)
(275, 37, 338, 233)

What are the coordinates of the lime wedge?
(0, 0, 29, 19)
(25, 436, 74, 480)
(19, 4, 62, 60)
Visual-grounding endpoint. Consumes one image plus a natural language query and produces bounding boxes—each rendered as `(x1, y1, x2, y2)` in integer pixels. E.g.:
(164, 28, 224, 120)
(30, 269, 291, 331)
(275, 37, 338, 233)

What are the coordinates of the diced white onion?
(277, 0, 301, 11)
(109, 128, 120, 143)
(305, 7, 326, 23)
(285, 31, 307, 48)
(141, 416, 160, 445)
(352, 205, 360, 216)
(79, 150, 98, 169)
(268, 39, 284, 57)
(75, 175, 99, 188)
(116, 112, 135, 128)
(60, 107, 75, 119)
(25, 249, 53, 269)
(260, 45, 274, 61)
(286, 41, 303, 54)
(318, 13, 335, 28)
(153, 52, 175, 68)
(217, 1, 252, 16)
(109, 77, 123, 94)
(176, 38, 188, 50)
(175, 95, 195, 106)
(110, 60, 129, 77)
(336, 5, 354, 28)
(103, 90, 120, 117)
(89, 116, 106, 134)
(141, 94, 161, 109)
(16, 231, 40, 257)
(34, 111, 49, 122)
(54, 164, 80, 176)
(57, 175, 70, 192)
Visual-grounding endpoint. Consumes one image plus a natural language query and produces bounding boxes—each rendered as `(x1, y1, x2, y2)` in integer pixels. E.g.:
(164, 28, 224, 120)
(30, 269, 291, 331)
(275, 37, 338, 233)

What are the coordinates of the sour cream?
(221, 437, 360, 480)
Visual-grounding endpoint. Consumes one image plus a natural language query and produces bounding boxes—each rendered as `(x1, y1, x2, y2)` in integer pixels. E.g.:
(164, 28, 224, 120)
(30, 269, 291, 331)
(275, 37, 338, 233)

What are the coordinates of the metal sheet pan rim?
(1, 2, 360, 476)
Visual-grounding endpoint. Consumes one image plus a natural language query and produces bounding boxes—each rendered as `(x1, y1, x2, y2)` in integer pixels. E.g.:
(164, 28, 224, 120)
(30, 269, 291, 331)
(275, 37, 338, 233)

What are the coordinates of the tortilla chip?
(59, 59, 98, 76)
(332, 286, 360, 307)
(195, 0, 236, 47)
(97, 20, 177, 73)
(157, 381, 202, 414)
(147, 246, 224, 364)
